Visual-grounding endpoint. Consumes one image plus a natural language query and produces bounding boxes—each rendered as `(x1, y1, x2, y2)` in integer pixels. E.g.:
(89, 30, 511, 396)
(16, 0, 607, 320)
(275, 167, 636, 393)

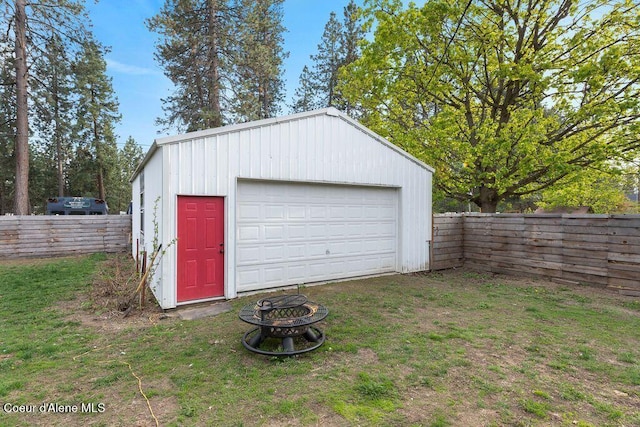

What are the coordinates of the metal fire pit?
(238, 294, 328, 356)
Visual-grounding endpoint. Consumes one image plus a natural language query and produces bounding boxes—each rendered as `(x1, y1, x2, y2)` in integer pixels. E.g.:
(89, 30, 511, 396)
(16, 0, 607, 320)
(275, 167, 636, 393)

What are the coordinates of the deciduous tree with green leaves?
(341, 0, 640, 212)
(534, 168, 630, 213)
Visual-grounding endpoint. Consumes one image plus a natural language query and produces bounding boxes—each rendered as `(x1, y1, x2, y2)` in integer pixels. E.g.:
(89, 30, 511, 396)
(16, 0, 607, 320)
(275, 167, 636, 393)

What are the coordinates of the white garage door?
(236, 181, 398, 292)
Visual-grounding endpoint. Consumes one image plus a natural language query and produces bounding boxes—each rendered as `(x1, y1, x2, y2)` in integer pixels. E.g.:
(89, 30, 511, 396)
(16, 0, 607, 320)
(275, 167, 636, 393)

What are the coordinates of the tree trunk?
(97, 167, 106, 201)
(477, 186, 499, 213)
(14, 0, 30, 215)
(56, 133, 64, 197)
(93, 115, 106, 201)
(53, 63, 65, 197)
(207, 0, 222, 128)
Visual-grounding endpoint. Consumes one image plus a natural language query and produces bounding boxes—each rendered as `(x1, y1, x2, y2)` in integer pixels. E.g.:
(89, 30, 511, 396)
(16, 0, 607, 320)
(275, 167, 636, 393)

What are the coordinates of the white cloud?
(106, 58, 158, 76)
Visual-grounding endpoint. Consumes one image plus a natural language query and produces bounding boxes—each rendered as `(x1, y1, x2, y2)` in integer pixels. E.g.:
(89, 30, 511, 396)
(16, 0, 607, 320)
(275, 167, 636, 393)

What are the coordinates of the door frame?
(176, 194, 226, 304)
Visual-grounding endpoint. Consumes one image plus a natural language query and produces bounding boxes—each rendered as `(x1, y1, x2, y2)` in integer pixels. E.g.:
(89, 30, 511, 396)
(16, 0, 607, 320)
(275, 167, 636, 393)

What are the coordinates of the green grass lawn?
(1, 254, 639, 426)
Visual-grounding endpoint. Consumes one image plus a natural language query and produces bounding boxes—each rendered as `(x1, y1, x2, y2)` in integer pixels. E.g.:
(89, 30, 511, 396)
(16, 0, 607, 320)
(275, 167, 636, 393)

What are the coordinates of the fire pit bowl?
(238, 294, 328, 356)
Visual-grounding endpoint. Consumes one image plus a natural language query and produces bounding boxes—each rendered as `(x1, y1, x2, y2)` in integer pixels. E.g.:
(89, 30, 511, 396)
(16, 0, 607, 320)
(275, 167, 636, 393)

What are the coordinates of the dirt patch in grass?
(63, 253, 170, 333)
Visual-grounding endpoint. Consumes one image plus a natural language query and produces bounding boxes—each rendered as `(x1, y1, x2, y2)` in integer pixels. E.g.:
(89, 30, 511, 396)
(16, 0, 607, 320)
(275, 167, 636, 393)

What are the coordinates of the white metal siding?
(130, 176, 140, 259)
(139, 150, 165, 305)
(134, 108, 432, 307)
(236, 181, 398, 292)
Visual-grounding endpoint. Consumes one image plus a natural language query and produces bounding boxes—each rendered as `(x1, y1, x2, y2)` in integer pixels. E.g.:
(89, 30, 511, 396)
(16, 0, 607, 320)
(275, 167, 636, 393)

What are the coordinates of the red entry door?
(177, 196, 225, 302)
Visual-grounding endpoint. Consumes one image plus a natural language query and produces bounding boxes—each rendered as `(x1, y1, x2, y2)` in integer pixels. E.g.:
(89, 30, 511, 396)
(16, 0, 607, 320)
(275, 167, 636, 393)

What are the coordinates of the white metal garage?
(130, 107, 433, 309)
(236, 180, 398, 292)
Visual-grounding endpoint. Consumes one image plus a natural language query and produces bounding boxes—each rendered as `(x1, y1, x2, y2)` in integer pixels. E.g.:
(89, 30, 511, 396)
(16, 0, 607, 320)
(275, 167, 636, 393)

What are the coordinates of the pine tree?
(231, 0, 287, 122)
(290, 1, 364, 114)
(32, 33, 75, 197)
(109, 136, 143, 213)
(147, 0, 233, 131)
(335, 0, 365, 114)
(290, 65, 320, 113)
(0, 35, 16, 215)
(311, 11, 343, 109)
(2, 0, 90, 214)
(71, 39, 120, 202)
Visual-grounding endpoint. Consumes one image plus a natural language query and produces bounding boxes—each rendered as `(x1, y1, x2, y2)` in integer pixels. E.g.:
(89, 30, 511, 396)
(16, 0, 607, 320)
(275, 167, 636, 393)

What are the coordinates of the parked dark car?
(45, 197, 109, 215)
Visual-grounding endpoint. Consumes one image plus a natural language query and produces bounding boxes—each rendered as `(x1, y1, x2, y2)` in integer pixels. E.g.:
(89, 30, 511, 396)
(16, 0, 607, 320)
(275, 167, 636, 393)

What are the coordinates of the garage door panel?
(287, 244, 306, 259)
(330, 206, 346, 217)
(238, 225, 259, 241)
(264, 225, 284, 239)
(328, 242, 346, 255)
(238, 246, 260, 263)
(380, 206, 396, 218)
(346, 224, 363, 236)
(378, 222, 397, 236)
(237, 181, 398, 292)
(288, 225, 306, 239)
(238, 203, 260, 219)
(266, 205, 285, 219)
(288, 206, 306, 219)
(264, 266, 284, 283)
(347, 206, 363, 218)
(288, 266, 307, 281)
(264, 245, 286, 261)
(380, 256, 396, 269)
(310, 206, 326, 218)
(328, 223, 346, 237)
(239, 269, 259, 287)
(308, 224, 326, 238)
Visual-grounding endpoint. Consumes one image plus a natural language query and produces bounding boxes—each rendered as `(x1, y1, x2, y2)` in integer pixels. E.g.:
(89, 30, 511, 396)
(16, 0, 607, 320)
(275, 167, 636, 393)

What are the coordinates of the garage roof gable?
(132, 108, 434, 181)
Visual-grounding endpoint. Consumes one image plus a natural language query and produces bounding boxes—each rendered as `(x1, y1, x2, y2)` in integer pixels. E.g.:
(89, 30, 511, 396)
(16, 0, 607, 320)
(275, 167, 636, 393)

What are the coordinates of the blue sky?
(85, 0, 362, 150)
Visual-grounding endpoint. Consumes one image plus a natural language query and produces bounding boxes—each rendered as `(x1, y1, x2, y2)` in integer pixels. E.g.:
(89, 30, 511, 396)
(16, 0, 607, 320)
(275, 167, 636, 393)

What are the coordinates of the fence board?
(432, 215, 465, 270)
(433, 213, 640, 290)
(0, 215, 131, 259)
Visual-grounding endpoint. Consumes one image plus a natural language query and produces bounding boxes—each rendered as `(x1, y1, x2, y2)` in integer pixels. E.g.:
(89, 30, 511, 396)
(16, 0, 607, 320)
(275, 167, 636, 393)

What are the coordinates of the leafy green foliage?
(534, 168, 630, 213)
(341, 0, 640, 212)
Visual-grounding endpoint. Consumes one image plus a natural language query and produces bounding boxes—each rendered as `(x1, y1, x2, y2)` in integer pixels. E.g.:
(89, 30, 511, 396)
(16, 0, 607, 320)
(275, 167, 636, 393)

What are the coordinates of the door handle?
(219, 243, 224, 254)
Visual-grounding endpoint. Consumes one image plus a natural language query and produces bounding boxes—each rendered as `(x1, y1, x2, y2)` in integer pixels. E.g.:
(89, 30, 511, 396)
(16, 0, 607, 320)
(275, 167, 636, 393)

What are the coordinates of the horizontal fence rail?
(0, 215, 131, 259)
(433, 213, 640, 293)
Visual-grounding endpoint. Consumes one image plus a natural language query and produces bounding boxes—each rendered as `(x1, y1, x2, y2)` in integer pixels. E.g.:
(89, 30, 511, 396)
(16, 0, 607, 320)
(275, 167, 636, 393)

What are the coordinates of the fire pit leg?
(304, 328, 319, 342)
(241, 326, 326, 356)
(247, 329, 265, 348)
(282, 337, 294, 353)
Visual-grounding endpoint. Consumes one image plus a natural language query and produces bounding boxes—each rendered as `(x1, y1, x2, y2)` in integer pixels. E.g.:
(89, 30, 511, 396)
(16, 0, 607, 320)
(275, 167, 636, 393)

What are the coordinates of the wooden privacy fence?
(0, 215, 131, 259)
(432, 213, 640, 293)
